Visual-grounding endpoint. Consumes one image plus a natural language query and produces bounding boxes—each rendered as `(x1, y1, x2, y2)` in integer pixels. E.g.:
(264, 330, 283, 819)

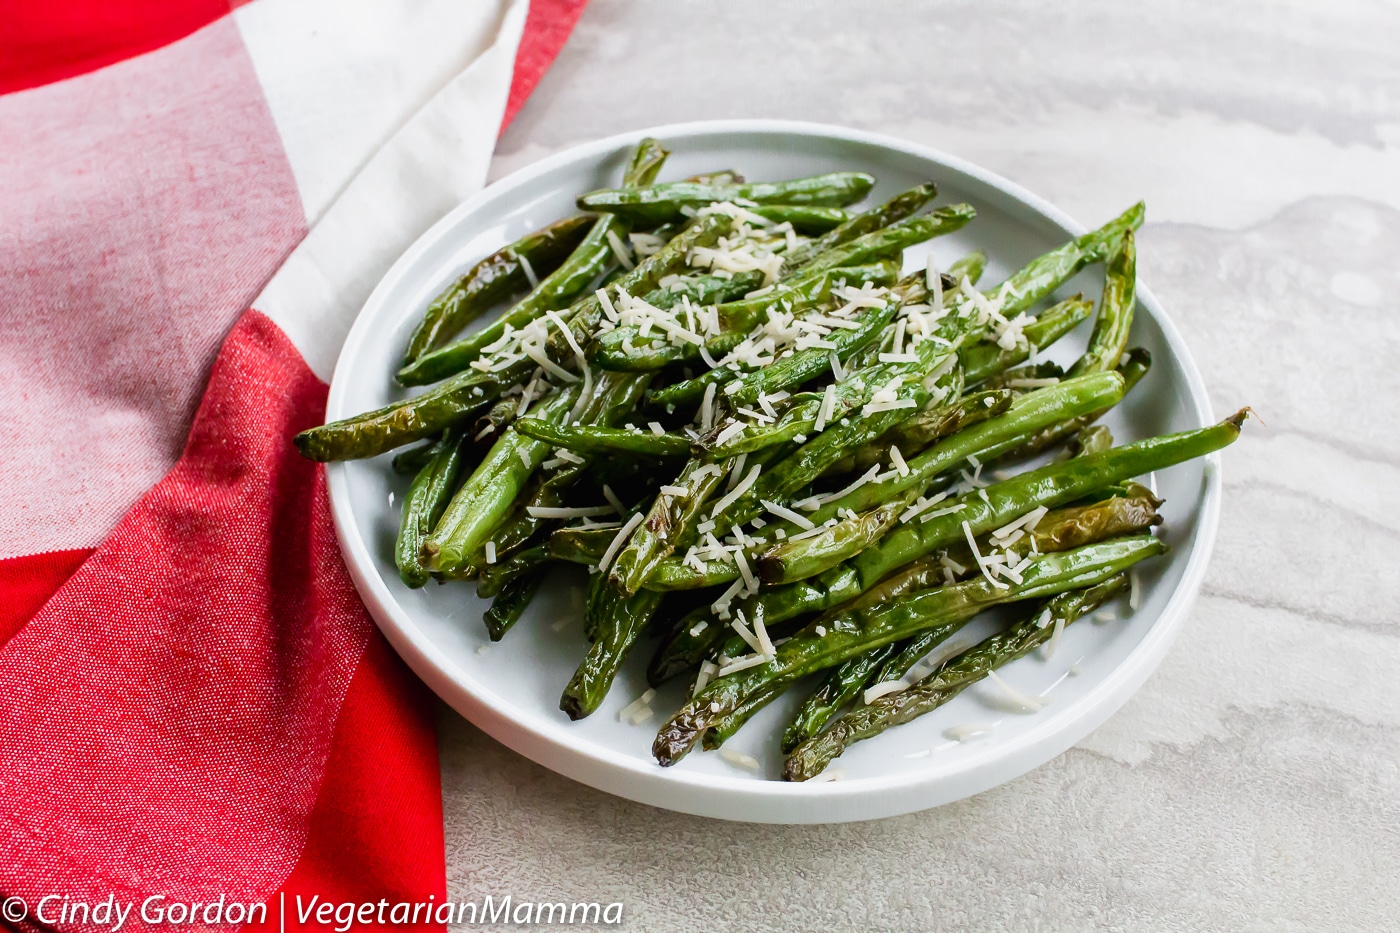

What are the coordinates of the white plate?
(325, 120, 1220, 823)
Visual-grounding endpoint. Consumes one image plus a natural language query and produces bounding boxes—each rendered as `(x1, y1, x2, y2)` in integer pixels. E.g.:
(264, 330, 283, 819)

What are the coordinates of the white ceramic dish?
(325, 120, 1220, 823)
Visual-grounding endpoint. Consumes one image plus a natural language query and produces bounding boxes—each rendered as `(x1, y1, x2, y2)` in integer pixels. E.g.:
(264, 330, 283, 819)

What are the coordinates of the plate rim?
(324, 118, 1221, 823)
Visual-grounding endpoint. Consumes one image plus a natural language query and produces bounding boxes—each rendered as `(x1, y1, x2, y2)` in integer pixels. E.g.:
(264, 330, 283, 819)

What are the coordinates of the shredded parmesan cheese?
(1045, 610, 1066, 659)
(944, 723, 995, 742)
(700, 381, 718, 433)
(985, 671, 1047, 712)
(718, 654, 770, 677)
(863, 679, 909, 704)
(963, 520, 1009, 590)
(719, 748, 761, 772)
(710, 464, 761, 518)
(605, 229, 634, 270)
(809, 768, 847, 782)
(516, 252, 540, 289)
(796, 465, 881, 511)
(692, 660, 718, 696)
(602, 484, 626, 515)
(752, 613, 775, 657)
(596, 512, 644, 574)
(761, 500, 816, 531)
(729, 615, 764, 655)
(889, 445, 909, 477)
(617, 688, 655, 723)
(526, 505, 615, 519)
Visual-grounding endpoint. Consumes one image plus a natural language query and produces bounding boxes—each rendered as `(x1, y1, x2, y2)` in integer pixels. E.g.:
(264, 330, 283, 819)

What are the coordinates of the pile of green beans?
(293, 137, 1248, 781)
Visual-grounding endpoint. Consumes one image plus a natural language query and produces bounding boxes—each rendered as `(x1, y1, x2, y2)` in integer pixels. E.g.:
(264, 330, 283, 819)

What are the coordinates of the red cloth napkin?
(0, 1, 588, 930)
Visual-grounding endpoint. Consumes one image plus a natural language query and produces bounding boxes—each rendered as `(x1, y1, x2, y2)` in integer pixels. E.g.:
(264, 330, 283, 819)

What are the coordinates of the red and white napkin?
(0, 1, 587, 928)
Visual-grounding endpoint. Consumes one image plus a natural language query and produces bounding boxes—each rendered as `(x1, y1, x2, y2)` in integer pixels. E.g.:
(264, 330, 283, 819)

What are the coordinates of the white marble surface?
(438, 2, 1400, 929)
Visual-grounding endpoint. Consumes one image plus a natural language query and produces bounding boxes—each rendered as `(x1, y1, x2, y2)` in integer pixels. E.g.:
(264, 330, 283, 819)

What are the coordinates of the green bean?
(593, 261, 898, 374)
(801, 372, 1127, 523)
(477, 545, 549, 600)
(716, 261, 900, 333)
(747, 204, 851, 233)
(394, 427, 468, 587)
(454, 373, 651, 572)
(829, 388, 1015, 476)
(591, 333, 732, 374)
(694, 308, 946, 456)
(591, 371, 656, 425)
(390, 438, 440, 476)
(786, 182, 939, 268)
(700, 680, 791, 749)
(881, 252, 984, 317)
(648, 615, 720, 686)
(577, 172, 877, 225)
(817, 410, 1241, 605)
(781, 642, 903, 754)
(624, 137, 672, 191)
(720, 298, 898, 407)
(652, 534, 1165, 765)
(403, 214, 593, 363)
(646, 366, 737, 409)
(865, 483, 1158, 616)
(579, 271, 763, 374)
(297, 142, 670, 462)
(978, 201, 1143, 314)
(560, 585, 665, 719)
(648, 271, 766, 307)
(474, 395, 520, 441)
(757, 494, 910, 584)
(888, 200, 1139, 335)
(783, 575, 1128, 780)
(638, 373, 1130, 607)
(719, 226, 1002, 413)
(643, 554, 749, 591)
(547, 213, 735, 366)
(764, 441, 1157, 591)
(944, 249, 988, 286)
(701, 339, 947, 459)
(798, 204, 976, 276)
(982, 361, 1065, 391)
(644, 257, 896, 406)
(546, 526, 615, 564)
(455, 464, 588, 577)
(397, 139, 671, 386)
(483, 567, 548, 642)
(608, 458, 732, 595)
(960, 296, 1094, 385)
(719, 486, 1158, 748)
(743, 387, 931, 508)
(1069, 230, 1136, 376)
(516, 419, 691, 458)
(293, 362, 529, 461)
(427, 385, 582, 575)
(711, 410, 1242, 638)
(1002, 348, 1151, 459)
(859, 485, 1160, 686)
(398, 216, 625, 386)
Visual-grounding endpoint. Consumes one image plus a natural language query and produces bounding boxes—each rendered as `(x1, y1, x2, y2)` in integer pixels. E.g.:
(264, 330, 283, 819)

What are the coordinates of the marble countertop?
(440, 2, 1400, 929)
